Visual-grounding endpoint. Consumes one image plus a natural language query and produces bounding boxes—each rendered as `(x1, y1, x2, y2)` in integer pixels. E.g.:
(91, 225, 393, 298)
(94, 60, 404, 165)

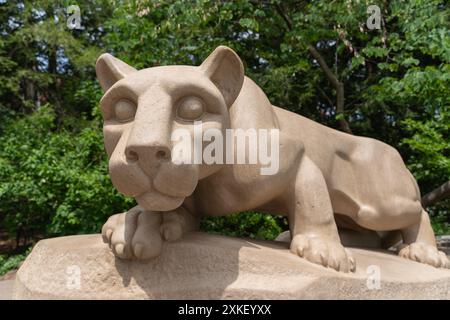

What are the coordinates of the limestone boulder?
(13, 232, 450, 299)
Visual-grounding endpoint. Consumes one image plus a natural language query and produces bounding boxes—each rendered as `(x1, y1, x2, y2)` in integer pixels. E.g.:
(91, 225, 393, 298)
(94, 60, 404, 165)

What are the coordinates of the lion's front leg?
(160, 206, 200, 241)
(101, 205, 199, 260)
(101, 206, 163, 260)
(288, 156, 356, 273)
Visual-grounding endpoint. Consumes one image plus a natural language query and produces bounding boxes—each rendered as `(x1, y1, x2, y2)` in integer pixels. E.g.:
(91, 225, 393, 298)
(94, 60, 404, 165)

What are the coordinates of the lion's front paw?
(101, 206, 163, 260)
(160, 211, 186, 241)
(398, 242, 450, 268)
(290, 234, 356, 273)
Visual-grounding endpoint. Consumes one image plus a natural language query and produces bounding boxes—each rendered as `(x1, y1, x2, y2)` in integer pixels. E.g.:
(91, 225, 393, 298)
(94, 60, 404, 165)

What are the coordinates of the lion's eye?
(114, 99, 136, 122)
(177, 97, 204, 121)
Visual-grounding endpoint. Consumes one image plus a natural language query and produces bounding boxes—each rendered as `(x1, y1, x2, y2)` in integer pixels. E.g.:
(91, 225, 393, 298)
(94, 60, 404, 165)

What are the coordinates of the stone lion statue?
(96, 45, 449, 272)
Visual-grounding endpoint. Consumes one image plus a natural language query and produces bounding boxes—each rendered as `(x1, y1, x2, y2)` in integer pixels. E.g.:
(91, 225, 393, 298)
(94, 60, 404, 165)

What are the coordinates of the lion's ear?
(200, 46, 244, 107)
(96, 53, 137, 92)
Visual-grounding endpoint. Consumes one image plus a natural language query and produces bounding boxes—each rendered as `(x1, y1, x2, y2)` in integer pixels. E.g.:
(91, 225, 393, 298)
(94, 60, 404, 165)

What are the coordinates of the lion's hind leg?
(399, 209, 450, 268)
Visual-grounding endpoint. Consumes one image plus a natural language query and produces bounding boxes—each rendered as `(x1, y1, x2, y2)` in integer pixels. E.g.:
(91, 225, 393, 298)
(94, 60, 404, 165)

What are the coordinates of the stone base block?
(13, 233, 450, 299)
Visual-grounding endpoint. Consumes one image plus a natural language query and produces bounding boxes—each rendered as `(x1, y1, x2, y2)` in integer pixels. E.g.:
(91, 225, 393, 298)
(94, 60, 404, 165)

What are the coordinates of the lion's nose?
(125, 145, 171, 163)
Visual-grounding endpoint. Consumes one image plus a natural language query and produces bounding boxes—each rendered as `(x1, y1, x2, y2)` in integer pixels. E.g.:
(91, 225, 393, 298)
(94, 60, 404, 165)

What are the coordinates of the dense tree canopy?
(0, 0, 449, 245)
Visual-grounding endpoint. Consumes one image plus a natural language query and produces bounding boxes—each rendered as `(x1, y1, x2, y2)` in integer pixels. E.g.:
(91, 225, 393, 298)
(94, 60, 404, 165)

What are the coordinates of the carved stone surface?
(94, 45, 449, 272)
(13, 233, 450, 299)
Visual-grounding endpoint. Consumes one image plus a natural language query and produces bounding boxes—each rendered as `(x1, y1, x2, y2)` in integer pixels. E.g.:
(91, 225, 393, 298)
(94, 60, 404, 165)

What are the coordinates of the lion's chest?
(191, 163, 294, 216)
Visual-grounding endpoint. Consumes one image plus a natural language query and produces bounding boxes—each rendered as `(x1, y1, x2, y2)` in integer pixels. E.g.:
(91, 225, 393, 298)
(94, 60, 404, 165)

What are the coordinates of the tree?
(0, 0, 112, 122)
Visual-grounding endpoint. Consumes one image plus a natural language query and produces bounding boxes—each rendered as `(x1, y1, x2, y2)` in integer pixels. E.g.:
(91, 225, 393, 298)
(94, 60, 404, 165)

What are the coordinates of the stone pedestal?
(13, 232, 450, 299)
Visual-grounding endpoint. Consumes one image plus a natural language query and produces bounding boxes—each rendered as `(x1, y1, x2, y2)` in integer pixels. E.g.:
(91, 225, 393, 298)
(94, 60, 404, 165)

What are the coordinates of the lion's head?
(96, 46, 244, 211)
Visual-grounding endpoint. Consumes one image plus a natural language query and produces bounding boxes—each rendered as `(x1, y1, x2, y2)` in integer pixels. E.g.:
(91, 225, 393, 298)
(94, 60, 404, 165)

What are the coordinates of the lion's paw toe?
(101, 207, 163, 260)
(399, 242, 450, 268)
(290, 234, 356, 273)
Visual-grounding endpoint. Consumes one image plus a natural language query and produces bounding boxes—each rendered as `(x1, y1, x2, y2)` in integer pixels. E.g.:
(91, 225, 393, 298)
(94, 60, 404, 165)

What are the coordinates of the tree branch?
(336, 28, 360, 59)
(422, 181, 450, 207)
(274, 3, 292, 31)
(308, 45, 352, 134)
(316, 86, 334, 107)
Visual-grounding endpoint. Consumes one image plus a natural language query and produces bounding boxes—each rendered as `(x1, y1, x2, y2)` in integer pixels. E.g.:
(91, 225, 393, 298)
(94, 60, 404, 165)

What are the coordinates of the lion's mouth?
(135, 188, 185, 211)
(110, 157, 199, 211)
(133, 161, 199, 211)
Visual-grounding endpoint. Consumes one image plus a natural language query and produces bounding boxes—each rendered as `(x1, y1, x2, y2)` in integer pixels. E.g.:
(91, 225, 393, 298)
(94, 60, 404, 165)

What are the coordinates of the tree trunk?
(308, 45, 352, 134)
(422, 181, 450, 207)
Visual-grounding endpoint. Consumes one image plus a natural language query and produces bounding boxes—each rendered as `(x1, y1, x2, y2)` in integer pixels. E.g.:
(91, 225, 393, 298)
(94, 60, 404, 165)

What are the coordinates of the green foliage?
(0, 249, 30, 276)
(201, 211, 288, 241)
(401, 109, 450, 232)
(402, 112, 449, 184)
(0, 105, 134, 238)
(431, 211, 450, 235)
(0, 0, 111, 118)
